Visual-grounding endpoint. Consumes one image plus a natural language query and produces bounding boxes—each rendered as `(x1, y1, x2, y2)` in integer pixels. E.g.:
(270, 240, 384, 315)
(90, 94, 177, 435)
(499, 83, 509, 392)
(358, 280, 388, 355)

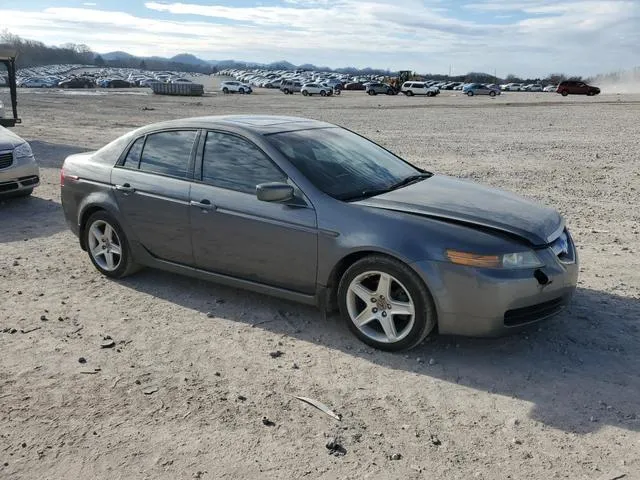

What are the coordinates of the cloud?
(0, 1, 638, 76)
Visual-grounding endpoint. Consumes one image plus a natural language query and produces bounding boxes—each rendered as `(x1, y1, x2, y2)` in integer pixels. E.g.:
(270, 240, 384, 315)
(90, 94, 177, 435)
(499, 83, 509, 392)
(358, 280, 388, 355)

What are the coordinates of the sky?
(0, 0, 639, 77)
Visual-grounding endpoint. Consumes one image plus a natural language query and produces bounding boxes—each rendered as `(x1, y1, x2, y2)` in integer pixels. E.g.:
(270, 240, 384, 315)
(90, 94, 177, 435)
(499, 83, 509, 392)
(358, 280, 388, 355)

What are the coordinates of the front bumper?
(411, 246, 579, 336)
(0, 155, 40, 195)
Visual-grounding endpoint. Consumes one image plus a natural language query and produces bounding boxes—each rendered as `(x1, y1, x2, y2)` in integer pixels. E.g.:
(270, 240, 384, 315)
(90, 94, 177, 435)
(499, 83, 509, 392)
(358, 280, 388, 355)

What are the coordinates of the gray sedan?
(60, 116, 578, 351)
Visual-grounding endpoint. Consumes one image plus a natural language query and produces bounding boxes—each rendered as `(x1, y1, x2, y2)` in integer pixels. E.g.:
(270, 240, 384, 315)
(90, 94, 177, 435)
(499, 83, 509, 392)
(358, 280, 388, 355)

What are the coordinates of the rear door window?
(201, 131, 286, 194)
(138, 130, 197, 179)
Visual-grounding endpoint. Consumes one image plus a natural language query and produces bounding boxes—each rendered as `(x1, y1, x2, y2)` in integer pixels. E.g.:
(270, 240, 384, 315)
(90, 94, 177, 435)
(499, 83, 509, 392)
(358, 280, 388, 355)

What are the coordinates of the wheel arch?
(77, 195, 126, 251)
(323, 249, 432, 312)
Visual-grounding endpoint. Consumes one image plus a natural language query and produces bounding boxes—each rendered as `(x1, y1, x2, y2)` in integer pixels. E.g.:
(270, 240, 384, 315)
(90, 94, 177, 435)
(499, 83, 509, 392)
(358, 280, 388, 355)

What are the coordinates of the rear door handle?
(115, 183, 135, 193)
(190, 199, 216, 211)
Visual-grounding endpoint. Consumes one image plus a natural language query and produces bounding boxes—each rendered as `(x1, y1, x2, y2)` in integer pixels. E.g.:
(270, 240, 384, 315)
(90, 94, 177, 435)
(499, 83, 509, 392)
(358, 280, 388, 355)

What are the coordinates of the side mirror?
(256, 182, 294, 203)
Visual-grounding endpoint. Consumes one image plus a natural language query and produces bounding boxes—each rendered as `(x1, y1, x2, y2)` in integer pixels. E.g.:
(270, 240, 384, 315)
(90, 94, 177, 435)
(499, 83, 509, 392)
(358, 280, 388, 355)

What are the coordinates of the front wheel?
(84, 211, 139, 279)
(302, 90, 309, 96)
(283, 88, 290, 94)
(239, 88, 245, 94)
(338, 255, 436, 351)
(222, 87, 229, 94)
(489, 90, 496, 97)
(467, 91, 474, 96)
(320, 90, 327, 97)
(561, 91, 568, 96)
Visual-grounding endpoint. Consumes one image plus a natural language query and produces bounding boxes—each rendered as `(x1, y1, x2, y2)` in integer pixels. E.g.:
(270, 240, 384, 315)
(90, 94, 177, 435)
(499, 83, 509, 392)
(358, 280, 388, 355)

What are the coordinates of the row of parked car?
(15, 65, 205, 89)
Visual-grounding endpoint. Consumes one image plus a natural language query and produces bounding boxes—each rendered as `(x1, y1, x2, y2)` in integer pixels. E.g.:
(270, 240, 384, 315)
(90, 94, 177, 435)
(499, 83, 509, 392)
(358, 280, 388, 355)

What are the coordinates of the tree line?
(1, 30, 585, 83)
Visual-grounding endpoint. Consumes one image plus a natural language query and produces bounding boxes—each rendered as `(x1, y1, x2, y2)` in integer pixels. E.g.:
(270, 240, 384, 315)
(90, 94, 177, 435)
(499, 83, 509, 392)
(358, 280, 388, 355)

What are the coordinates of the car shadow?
(0, 194, 65, 242)
(117, 269, 640, 435)
(0, 140, 90, 242)
(29, 140, 89, 169)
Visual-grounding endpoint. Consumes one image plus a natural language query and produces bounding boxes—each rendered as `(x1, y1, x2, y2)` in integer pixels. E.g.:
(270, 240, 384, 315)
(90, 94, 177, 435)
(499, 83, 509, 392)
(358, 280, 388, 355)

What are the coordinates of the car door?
(111, 129, 198, 265)
(189, 130, 318, 294)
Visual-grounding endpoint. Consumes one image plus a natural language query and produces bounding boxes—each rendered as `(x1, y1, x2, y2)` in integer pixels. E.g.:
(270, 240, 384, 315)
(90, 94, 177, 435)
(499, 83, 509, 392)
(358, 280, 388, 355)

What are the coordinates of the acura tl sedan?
(60, 116, 578, 351)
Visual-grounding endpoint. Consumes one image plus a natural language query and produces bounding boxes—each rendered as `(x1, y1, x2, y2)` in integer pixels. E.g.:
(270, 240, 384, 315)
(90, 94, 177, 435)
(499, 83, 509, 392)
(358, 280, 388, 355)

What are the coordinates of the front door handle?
(189, 199, 216, 211)
(115, 183, 135, 193)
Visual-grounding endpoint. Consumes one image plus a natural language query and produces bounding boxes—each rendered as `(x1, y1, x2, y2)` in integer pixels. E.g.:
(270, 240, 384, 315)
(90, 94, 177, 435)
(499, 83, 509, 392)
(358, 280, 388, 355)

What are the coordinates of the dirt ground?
(1, 81, 639, 480)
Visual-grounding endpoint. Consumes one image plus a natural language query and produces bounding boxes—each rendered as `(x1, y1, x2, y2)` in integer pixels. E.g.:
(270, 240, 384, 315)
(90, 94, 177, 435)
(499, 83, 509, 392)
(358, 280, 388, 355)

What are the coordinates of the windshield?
(266, 127, 422, 200)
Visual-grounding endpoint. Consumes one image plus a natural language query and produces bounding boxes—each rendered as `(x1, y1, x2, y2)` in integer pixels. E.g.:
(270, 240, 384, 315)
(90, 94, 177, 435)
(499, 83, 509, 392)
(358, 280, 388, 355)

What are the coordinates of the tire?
(467, 91, 474, 96)
(320, 90, 327, 97)
(561, 91, 568, 96)
(337, 255, 437, 351)
(84, 211, 139, 279)
(239, 88, 245, 94)
(407, 91, 414, 96)
(283, 89, 290, 94)
(489, 90, 496, 97)
(386, 89, 393, 95)
(302, 90, 308, 96)
(222, 87, 229, 94)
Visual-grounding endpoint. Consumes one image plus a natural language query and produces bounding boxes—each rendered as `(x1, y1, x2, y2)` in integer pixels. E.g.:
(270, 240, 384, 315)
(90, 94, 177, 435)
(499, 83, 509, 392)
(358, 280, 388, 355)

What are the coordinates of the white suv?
(301, 83, 333, 97)
(220, 81, 252, 94)
(400, 82, 439, 97)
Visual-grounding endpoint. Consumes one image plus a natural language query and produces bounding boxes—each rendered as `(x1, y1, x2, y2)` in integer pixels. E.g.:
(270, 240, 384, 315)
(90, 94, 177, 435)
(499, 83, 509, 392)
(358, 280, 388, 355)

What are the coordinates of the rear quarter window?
(122, 137, 145, 169)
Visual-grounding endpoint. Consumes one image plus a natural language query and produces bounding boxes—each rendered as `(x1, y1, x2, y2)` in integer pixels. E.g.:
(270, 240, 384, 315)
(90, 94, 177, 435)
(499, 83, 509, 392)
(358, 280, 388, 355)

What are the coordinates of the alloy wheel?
(346, 271, 415, 344)
(87, 220, 122, 272)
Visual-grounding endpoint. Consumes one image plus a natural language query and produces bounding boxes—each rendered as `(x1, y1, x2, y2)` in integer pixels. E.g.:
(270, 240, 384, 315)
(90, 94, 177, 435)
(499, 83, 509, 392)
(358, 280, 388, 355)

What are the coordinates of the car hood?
(0, 126, 27, 150)
(356, 175, 563, 246)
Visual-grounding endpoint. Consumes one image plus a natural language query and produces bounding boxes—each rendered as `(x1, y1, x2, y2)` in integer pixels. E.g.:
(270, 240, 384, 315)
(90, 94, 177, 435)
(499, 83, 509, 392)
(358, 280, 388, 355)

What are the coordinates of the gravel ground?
(1, 81, 639, 480)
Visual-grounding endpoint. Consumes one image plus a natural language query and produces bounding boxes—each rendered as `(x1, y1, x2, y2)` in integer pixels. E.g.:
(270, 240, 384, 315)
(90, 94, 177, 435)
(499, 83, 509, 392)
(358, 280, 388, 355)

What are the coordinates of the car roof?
(135, 115, 335, 135)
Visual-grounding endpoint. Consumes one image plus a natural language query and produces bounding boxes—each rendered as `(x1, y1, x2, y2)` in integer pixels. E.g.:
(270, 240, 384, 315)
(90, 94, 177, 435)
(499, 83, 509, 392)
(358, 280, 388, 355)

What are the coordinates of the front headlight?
(446, 249, 543, 269)
(14, 142, 34, 160)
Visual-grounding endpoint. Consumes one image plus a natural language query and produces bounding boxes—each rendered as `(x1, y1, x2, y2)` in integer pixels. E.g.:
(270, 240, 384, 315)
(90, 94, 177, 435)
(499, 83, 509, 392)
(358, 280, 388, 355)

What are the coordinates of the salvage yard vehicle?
(301, 83, 332, 96)
(463, 83, 501, 96)
(365, 82, 395, 95)
(0, 126, 39, 197)
(59, 77, 95, 89)
(280, 79, 302, 94)
(401, 82, 439, 96)
(60, 115, 578, 351)
(220, 81, 252, 94)
(556, 80, 600, 96)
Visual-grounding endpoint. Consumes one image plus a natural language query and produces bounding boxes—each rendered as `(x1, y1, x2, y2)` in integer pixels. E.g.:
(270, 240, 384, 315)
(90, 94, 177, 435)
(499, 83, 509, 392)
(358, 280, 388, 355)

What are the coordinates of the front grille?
(504, 297, 566, 327)
(0, 151, 13, 169)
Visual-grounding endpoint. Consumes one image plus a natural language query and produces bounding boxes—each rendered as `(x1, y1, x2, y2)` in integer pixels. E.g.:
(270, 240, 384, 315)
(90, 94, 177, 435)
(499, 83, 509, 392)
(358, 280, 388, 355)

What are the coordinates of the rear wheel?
(84, 211, 139, 279)
(283, 88, 290, 94)
(320, 90, 327, 97)
(406, 90, 414, 96)
(561, 91, 568, 96)
(302, 90, 309, 96)
(338, 255, 436, 351)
